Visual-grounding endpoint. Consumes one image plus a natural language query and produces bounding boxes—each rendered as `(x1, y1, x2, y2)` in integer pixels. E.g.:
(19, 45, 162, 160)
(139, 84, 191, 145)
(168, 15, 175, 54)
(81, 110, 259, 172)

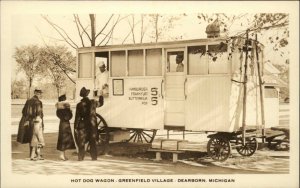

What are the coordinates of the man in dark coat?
(17, 89, 44, 160)
(74, 87, 104, 161)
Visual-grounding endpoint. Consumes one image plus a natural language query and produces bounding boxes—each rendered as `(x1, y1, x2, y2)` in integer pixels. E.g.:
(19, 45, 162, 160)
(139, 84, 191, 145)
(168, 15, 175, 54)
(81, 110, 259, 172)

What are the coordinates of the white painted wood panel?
(106, 77, 164, 129)
(185, 76, 231, 132)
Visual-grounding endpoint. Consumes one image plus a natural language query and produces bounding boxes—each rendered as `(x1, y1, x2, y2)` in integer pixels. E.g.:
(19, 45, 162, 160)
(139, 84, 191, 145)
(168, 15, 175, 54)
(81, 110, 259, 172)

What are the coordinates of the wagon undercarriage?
(93, 113, 262, 162)
(207, 130, 258, 161)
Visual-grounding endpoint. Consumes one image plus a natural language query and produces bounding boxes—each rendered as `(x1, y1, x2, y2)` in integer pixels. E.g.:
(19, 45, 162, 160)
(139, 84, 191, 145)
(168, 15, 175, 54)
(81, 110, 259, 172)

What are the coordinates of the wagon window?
(111, 51, 126, 77)
(78, 53, 93, 78)
(167, 51, 184, 72)
(146, 49, 162, 76)
(208, 43, 229, 74)
(128, 50, 144, 76)
(265, 87, 278, 98)
(188, 45, 207, 75)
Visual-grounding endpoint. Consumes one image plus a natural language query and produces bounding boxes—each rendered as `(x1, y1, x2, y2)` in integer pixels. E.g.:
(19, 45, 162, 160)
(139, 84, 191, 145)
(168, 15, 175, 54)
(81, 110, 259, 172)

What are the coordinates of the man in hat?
(74, 87, 104, 161)
(95, 61, 109, 97)
(176, 54, 184, 72)
(74, 87, 91, 161)
(17, 88, 45, 160)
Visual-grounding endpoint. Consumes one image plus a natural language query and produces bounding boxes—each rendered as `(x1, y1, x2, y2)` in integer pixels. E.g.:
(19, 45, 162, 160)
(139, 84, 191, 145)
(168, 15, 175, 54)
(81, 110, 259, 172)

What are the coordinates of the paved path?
(10, 103, 290, 175)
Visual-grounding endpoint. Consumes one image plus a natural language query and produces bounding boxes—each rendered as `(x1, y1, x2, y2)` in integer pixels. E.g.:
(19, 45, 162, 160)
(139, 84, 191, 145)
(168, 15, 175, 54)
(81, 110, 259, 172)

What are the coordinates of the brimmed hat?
(80, 87, 90, 97)
(34, 88, 43, 94)
(58, 94, 66, 102)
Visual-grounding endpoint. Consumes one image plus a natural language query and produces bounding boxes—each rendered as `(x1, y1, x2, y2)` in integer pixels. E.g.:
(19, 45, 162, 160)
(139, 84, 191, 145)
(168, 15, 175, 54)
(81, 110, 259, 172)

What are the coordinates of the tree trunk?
(155, 14, 159, 43)
(28, 77, 32, 99)
(90, 14, 96, 46)
(57, 87, 60, 99)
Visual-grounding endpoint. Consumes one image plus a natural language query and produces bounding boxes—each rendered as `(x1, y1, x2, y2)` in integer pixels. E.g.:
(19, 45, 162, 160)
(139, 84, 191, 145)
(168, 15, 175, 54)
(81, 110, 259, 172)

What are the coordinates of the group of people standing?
(17, 87, 104, 161)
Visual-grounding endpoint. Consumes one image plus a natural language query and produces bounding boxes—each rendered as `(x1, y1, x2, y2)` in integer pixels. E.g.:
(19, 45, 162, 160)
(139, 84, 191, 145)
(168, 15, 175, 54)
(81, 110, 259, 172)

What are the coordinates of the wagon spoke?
(133, 133, 138, 142)
(128, 132, 137, 142)
(142, 131, 152, 138)
(141, 132, 149, 143)
(127, 129, 156, 143)
(138, 134, 143, 143)
(236, 137, 258, 157)
(207, 136, 231, 162)
(95, 113, 109, 145)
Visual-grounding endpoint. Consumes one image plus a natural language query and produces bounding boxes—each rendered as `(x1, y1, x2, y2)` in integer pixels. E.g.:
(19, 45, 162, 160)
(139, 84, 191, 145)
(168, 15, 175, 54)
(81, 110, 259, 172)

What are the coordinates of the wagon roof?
(78, 37, 228, 52)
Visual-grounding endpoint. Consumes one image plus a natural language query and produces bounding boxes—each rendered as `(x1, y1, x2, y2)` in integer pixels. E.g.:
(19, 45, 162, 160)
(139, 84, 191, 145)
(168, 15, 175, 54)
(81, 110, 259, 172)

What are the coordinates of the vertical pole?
(167, 130, 169, 139)
(255, 34, 266, 143)
(183, 130, 185, 140)
(242, 30, 249, 145)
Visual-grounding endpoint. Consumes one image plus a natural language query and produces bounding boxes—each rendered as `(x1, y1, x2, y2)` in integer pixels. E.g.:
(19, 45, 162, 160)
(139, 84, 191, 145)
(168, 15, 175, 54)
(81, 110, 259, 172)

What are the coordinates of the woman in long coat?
(56, 94, 76, 160)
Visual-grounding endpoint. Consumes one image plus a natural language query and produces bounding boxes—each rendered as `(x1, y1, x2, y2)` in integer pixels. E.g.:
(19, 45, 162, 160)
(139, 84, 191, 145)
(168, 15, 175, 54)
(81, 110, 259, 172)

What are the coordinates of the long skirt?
(57, 120, 76, 151)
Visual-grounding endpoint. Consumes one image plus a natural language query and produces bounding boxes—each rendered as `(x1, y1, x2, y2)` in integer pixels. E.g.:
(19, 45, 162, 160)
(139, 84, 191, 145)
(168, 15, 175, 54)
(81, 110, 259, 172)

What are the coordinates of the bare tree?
(148, 14, 183, 43)
(42, 14, 130, 48)
(122, 14, 183, 44)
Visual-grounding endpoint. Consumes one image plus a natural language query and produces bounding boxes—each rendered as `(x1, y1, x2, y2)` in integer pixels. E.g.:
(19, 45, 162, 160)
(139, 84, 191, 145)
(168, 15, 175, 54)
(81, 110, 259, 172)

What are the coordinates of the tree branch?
(75, 14, 92, 42)
(73, 14, 85, 47)
(41, 15, 79, 49)
(95, 14, 114, 39)
(97, 14, 131, 46)
(122, 18, 141, 44)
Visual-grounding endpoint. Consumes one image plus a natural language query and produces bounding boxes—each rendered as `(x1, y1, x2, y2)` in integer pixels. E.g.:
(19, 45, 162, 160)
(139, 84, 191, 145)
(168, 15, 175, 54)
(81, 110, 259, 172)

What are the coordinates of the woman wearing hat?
(55, 94, 76, 161)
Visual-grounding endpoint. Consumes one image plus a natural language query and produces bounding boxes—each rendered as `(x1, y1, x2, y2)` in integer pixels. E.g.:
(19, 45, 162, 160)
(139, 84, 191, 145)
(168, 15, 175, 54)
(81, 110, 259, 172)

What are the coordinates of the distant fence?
(279, 103, 289, 126)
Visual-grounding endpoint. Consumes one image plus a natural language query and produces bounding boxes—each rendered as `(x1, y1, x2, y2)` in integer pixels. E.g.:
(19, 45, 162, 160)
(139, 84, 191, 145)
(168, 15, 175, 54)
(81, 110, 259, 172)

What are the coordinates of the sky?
(2, 1, 297, 82)
(10, 13, 208, 80)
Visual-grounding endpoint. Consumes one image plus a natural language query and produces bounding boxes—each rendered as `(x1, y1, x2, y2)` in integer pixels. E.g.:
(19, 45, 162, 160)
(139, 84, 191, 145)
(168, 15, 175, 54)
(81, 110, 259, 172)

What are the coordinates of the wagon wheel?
(127, 129, 157, 143)
(86, 113, 108, 152)
(236, 137, 258, 156)
(96, 113, 109, 144)
(207, 136, 231, 162)
(267, 135, 289, 151)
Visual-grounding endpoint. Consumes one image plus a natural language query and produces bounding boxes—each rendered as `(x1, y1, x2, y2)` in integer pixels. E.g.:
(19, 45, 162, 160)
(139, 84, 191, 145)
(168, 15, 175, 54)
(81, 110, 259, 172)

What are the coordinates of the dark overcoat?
(88, 96, 104, 143)
(74, 96, 104, 160)
(17, 95, 44, 144)
(74, 97, 91, 148)
(56, 102, 76, 151)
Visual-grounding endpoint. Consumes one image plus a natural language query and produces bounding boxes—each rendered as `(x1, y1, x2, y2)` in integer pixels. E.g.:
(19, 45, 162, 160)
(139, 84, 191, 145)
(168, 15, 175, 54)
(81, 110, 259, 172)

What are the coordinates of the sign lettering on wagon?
(128, 87, 158, 105)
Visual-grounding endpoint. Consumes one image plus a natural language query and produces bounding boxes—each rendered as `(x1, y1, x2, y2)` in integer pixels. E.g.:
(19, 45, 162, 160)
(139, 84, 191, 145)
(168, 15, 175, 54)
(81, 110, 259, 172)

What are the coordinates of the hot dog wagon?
(75, 35, 278, 161)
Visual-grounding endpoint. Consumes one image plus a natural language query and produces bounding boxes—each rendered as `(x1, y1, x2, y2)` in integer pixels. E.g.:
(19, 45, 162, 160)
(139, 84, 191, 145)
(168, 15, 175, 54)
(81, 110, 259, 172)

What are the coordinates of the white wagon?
(76, 37, 278, 161)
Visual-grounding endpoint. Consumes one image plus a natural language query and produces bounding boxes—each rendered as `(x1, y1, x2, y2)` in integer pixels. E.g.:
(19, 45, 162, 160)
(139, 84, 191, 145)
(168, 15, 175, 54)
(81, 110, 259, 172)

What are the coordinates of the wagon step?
(155, 139, 188, 150)
(148, 148, 185, 163)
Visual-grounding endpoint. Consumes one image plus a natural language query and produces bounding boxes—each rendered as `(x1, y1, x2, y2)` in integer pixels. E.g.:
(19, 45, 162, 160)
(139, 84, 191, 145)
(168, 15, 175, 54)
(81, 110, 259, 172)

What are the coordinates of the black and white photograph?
(1, 1, 299, 188)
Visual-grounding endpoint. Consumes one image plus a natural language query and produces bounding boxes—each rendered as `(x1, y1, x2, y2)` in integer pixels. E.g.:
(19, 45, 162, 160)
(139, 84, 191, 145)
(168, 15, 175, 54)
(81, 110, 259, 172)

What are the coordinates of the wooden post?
(156, 152, 162, 161)
(255, 34, 266, 143)
(242, 30, 250, 145)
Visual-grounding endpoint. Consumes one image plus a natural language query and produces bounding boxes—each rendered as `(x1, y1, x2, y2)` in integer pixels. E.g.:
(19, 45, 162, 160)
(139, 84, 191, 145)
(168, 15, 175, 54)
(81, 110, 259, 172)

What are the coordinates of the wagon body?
(76, 38, 276, 134)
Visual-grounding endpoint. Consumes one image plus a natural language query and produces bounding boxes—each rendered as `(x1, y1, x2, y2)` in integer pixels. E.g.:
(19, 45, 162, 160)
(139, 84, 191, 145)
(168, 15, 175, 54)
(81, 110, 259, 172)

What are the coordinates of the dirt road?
(11, 133, 289, 175)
